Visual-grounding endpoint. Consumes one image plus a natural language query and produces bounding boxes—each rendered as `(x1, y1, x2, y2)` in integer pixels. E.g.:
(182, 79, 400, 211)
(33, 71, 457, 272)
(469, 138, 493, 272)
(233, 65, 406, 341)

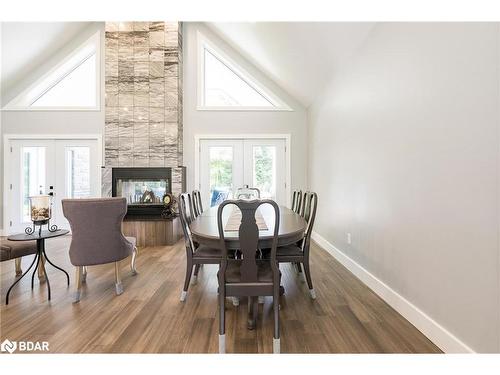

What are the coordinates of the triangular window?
(4, 32, 100, 110)
(199, 33, 290, 110)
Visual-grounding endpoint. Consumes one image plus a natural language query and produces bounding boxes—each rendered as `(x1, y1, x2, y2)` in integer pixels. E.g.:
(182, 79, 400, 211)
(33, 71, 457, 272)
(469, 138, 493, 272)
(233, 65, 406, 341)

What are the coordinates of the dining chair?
(178, 193, 223, 302)
(192, 190, 203, 217)
(62, 198, 138, 303)
(217, 199, 281, 354)
(291, 190, 302, 213)
(235, 187, 261, 200)
(276, 192, 318, 299)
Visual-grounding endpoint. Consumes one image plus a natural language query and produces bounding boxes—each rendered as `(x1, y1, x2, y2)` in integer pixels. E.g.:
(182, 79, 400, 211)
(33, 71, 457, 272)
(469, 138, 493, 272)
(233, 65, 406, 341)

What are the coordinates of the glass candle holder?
(30, 195, 52, 223)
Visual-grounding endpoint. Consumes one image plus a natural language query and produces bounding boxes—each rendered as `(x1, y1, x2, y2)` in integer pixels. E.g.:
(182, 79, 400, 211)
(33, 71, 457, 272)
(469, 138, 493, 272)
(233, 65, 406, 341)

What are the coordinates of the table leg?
(42, 242, 70, 286)
(38, 239, 51, 301)
(6, 252, 39, 305)
(247, 296, 258, 330)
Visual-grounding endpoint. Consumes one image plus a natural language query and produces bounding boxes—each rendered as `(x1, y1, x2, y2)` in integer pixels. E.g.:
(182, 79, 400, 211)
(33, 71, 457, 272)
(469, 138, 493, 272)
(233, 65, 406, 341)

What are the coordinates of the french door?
(7, 138, 100, 233)
(199, 138, 287, 207)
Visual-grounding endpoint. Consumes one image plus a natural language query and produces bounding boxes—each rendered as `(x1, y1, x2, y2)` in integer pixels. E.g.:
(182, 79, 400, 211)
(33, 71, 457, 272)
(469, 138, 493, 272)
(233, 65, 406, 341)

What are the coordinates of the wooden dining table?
(190, 203, 307, 330)
(190, 204, 307, 250)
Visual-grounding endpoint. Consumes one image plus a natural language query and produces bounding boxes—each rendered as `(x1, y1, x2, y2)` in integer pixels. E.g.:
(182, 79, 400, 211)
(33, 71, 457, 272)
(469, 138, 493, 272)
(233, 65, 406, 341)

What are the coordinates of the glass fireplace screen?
(116, 178, 169, 205)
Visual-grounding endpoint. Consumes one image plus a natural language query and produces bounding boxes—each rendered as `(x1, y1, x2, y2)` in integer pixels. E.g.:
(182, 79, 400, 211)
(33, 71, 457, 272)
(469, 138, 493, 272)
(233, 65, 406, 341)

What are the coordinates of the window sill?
(196, 106, 293, 112)
(1, 107, 101, 112)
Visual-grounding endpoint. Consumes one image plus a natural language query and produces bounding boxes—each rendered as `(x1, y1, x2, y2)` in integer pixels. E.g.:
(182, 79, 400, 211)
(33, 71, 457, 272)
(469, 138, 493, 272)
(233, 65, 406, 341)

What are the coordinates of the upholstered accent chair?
(1, 238, 40, 278)
(62, 198, 138, 303)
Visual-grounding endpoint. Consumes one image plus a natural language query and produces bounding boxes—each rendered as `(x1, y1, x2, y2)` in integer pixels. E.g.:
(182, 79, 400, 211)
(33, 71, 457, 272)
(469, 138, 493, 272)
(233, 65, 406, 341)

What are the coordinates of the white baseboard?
(311, 231, 475, 353)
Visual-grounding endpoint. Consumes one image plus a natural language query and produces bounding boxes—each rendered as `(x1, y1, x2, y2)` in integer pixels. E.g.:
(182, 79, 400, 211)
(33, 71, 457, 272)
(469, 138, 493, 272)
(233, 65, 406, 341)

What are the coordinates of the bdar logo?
(1, 339, 17, 353)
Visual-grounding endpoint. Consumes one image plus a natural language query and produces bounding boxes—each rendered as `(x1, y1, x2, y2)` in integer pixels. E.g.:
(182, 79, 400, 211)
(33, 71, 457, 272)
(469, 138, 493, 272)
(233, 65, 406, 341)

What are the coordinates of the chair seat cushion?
(0, 239, 38, 261)
(193, 244, 222, 259)
(225, 260, 275, 283)
(125, 236, 136, 247)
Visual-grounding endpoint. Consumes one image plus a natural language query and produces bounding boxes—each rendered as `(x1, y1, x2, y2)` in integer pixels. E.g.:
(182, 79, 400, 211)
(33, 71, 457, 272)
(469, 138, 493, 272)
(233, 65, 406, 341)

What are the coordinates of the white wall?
(182, 23, 308, 193)
(0, 22, 105, 232)
(308, 23, 500, 353)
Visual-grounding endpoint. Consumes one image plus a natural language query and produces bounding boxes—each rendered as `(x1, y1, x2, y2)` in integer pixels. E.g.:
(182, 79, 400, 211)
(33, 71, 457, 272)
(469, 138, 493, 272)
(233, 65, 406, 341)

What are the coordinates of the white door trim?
(3, 133, 103, 234)
(194, 134, 291, 207)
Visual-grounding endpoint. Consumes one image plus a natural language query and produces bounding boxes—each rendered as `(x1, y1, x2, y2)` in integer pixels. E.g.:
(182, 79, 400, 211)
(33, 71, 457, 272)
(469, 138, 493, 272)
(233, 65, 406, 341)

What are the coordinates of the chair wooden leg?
(192, 264, 201, 285)
(302, 260, 316, 299)
(130, 247, 138, 275)
(114, 262, 123, 295)
(73, 266, 83, 303)
(15, 258, 22, 276)
(273, 292, 280, 354)
(219, 285, 226, 353)
(295, 262, 303, 275)
(180, 261, 193, 301)
(82, 266, 87, 283)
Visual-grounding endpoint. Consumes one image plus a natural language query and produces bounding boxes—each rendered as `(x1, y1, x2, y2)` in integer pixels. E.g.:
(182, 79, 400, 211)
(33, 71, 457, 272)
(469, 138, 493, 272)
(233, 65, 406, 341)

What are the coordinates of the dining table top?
(190, 203, 307, 249)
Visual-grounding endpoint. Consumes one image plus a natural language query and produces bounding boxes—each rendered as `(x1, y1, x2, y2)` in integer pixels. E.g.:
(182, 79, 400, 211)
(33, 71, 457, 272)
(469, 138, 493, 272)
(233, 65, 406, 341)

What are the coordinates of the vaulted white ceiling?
(206, 22, 375, 107)
(1, 22, 90, 93)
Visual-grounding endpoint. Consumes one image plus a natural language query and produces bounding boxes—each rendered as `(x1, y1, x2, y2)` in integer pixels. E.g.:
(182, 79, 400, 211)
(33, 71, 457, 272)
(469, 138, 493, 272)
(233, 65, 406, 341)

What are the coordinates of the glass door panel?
(199, 140, 244, 207)
(243, 139, 286, 205)
(252, 145, 277, 200)
(199, 138, 287, 207)
(54, 139, 100, 228)
(9, 140, 55, 233)
(6, 138, 100, 234)
(65, 146, 91, 199)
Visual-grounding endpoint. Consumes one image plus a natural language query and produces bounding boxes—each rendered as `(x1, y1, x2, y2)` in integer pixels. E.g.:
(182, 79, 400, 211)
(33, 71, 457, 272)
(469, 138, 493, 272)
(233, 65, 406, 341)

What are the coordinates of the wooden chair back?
(192, 190, 203, 217)
(291, 190, 302, 213)
(178, 193, 195, 255)
(217, 199, 280, 285)
(235, 187, 261, 200)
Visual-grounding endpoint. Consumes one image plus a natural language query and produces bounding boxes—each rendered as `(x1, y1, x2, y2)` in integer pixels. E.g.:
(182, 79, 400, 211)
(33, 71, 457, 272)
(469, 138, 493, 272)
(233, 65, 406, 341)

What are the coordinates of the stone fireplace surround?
(101, 21, 184, 198)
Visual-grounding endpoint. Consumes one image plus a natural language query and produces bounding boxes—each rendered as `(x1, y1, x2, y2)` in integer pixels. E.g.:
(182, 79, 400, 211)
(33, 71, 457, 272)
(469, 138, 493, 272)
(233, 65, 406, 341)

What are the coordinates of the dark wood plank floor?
(0, 237, 441, 353)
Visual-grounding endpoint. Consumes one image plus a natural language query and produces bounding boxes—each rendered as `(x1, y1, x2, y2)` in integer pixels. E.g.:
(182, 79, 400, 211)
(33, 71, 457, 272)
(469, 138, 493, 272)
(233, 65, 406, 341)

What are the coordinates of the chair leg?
(219, 286, 226, 353)
(302, 260, 316, 299)
(180, 261, 193, 302)
(115, 262, 123, 295)
(273, 293, 280, 354)
(130, 247, 138, 275)
(295, 262, 303, 275)
(15, 258, 22, 276)
(192, 264, 201, 285)
(73, 266, 83, 303)
(82, 266, 87, 283)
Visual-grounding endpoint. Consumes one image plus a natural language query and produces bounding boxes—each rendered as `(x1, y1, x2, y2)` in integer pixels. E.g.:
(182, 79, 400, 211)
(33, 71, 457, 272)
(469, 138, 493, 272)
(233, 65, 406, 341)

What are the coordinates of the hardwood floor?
(0, 237, 441, 353)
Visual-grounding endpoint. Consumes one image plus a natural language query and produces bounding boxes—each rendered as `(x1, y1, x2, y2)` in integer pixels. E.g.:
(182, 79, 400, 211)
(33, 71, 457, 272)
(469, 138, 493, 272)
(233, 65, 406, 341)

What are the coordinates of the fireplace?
(112, 167, 172, 219)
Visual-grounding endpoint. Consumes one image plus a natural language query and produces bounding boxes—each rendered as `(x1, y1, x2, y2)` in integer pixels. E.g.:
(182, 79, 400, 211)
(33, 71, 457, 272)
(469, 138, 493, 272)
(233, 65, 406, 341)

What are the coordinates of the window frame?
(3, 31, 101, 112)
(197, 31, 292, 112)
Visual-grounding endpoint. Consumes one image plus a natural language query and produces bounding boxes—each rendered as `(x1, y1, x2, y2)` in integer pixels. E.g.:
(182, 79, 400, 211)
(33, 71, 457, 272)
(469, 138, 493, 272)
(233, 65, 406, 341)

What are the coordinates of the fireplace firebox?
(112, 167, 172, 219)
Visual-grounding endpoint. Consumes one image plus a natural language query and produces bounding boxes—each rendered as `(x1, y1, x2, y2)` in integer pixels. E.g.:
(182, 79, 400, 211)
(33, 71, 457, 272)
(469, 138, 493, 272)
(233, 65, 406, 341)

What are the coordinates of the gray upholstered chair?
(217, 199, 281, 354)
(1, 238, 40, 278)
(62, 198, 138, 303)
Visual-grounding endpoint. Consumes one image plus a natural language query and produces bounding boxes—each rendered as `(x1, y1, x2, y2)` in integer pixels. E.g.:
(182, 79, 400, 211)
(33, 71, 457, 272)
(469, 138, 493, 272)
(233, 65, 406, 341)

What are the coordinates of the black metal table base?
(5, 239, 69, 305)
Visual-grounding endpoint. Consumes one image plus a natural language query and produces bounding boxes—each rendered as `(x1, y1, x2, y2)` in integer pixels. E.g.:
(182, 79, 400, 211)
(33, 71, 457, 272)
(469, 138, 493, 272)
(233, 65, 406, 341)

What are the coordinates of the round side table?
(6, 229, 70, 305)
